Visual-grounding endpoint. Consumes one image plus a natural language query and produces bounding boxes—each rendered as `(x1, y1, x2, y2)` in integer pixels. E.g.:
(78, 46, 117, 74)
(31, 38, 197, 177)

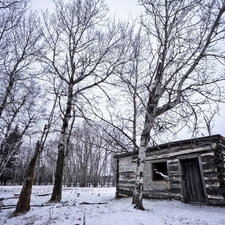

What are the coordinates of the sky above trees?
(31, 0, 142, 20)
(29, 0, 225, 139)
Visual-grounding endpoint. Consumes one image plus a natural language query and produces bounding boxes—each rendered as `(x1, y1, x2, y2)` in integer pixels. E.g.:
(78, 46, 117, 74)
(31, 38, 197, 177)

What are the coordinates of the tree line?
(1, 0, 225, 213)
(0, 122, 116, 187)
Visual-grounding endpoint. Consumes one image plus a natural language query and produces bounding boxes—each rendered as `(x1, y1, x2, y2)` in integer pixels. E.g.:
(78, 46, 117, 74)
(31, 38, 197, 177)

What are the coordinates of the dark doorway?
(181, 158, 206, 203)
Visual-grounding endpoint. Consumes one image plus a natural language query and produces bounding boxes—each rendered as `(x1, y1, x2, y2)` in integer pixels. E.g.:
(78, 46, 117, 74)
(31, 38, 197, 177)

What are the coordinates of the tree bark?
(50, 84, 73, 202)
(15, 141, 40, 214)
(49, 142, 65, 202)
(132, 134, 148, 210)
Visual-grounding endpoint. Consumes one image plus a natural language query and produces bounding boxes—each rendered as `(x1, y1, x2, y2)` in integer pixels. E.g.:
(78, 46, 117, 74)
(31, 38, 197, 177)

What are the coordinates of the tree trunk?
(50, 84, 73, 202)
(132, 134, 148, 210)
(49, 143, 65, 202)
(15, 141, 40, 214)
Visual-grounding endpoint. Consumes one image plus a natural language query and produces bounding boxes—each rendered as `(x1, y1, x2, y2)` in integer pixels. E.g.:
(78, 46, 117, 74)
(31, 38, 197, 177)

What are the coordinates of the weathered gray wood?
(169, 165, 179, 171)
(143, 190, 171, 199)
(168, 160, 179, 165)
(119, 171, 136, 179)
(170, 180, 181, 186)
(146, 147, 211, 161)
(115, 135, 225, 206)
(201, 154, 214, 163)
(207, 187, 225, 195)
(208, 198, 225, 206)
(181, 158, 206, 203)
(202, 163, 214, 170)
(118, 180, 136, 185)
(170, 187, 181, 194)
(117, 188, 133, 197)
(204, 179, 220, 185)
(204, 171, 218, 178)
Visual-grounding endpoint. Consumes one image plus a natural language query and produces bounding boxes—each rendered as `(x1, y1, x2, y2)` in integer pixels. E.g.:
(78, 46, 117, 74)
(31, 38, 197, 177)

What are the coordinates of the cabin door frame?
(180, 157, 207, 204)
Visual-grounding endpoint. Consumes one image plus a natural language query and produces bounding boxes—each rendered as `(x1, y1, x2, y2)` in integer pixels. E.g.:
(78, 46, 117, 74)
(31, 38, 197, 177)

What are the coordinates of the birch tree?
(42, 0, 132, 202)
(133, 0, 225, 210)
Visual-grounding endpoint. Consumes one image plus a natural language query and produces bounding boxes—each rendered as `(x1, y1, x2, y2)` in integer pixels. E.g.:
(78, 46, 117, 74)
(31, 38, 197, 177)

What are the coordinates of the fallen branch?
(0, 196, 18, 200)
(80, 201, 107, 205)
(1, 204, 45, 210)
(35, 193, 51, 197)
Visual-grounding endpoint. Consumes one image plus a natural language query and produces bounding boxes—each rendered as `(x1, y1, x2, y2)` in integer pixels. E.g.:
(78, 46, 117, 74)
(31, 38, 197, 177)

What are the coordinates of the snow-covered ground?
(0, 185, 225, 225)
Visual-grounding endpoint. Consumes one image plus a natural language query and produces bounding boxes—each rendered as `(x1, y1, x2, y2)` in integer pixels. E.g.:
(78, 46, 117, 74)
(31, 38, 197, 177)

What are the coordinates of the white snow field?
(0, 185, 225, 225)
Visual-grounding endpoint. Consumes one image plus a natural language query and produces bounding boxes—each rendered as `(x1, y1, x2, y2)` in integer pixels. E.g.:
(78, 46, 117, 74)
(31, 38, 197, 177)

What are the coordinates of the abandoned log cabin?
(114, 134, 225, 206)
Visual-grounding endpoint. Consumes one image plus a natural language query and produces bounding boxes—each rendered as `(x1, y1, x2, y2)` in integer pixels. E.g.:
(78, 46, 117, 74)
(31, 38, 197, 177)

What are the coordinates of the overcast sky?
(30, 0, 142, 20)
(30, 0, 225, 138)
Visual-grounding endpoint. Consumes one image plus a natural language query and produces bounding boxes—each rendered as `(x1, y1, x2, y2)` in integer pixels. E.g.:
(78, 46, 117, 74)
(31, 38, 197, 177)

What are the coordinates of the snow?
(0, 185, 225, 225)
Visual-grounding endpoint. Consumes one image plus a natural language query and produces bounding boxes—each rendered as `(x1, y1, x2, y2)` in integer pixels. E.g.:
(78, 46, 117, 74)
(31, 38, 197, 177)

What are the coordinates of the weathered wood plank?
(170, 188, 181, 194)
(118, 180, 135, 185)
(201, 154, 214, 163)
(169, 165, 179, 171)
(170, 179, 182, 185)
(169, 174, 180, 179)
(119, 166, 135, 172)
(143, 190, 171, 200)
(204, 179, 220, 185)
(168, 160, 179, 165)
(202, 163, 214, 170)
(169, 171, 181, 176)
(208, 198, 225, 206)
(203, 171, 217, 178)
(146, 147, 211, 161)
(170, 185, 182, 190)
(117, 189, 133, 197)
(207, 187, 225, 195)
(119, 171, 135, 178)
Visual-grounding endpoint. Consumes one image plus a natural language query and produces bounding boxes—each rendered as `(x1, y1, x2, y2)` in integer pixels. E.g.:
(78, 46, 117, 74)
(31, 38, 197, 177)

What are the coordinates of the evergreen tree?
(0, 126, 22, 182)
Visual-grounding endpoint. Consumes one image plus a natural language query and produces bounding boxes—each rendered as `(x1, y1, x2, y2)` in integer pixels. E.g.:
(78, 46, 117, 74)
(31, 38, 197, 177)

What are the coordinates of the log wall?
(204, 143, 225, 206)
(116, 155, 135, 197)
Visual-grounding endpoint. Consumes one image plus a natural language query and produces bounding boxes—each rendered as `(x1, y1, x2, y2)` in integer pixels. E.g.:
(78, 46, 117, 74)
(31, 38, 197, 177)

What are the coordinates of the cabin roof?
(114, 134, 225, 158)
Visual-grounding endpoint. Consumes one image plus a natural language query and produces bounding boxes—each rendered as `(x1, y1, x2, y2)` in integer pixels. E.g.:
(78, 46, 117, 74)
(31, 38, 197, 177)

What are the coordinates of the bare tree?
(0, 0, 44, 177)
(41, 0, 132, 202)
(64, 121, 115, 187)
(109, 28, 148, 152)
(0, 0, 42, 119)
(132, 0, 225, 210)
(15, 96, 57, 214)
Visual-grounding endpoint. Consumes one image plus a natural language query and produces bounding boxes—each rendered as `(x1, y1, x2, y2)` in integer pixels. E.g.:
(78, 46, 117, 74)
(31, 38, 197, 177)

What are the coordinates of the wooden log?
(118, 180, 136, 185)
(169, 174, 181, 180)
(117, 188, 133, 197)
(202, 163, 215, 170)
(203, 171, 217, 178)
(201, 154, 214, 163)
(119, 166, 135, 172)
(207, 187, 225, 195)
(168, 161, 179, 166)
(119, 172, 136, 180)
(208, 198, 225, 206)
(204, 179, 220, 185)
(146, 147, 211, 161)
(170, 187, 181, 194)
(169, 165, 179, 171)
(143, 190, 171, 200)
(170, 180, 182, 185)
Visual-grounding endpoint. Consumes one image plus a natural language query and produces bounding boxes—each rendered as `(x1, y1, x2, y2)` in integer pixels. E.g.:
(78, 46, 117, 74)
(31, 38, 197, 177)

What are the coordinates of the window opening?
(152, 162, 168, 181)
